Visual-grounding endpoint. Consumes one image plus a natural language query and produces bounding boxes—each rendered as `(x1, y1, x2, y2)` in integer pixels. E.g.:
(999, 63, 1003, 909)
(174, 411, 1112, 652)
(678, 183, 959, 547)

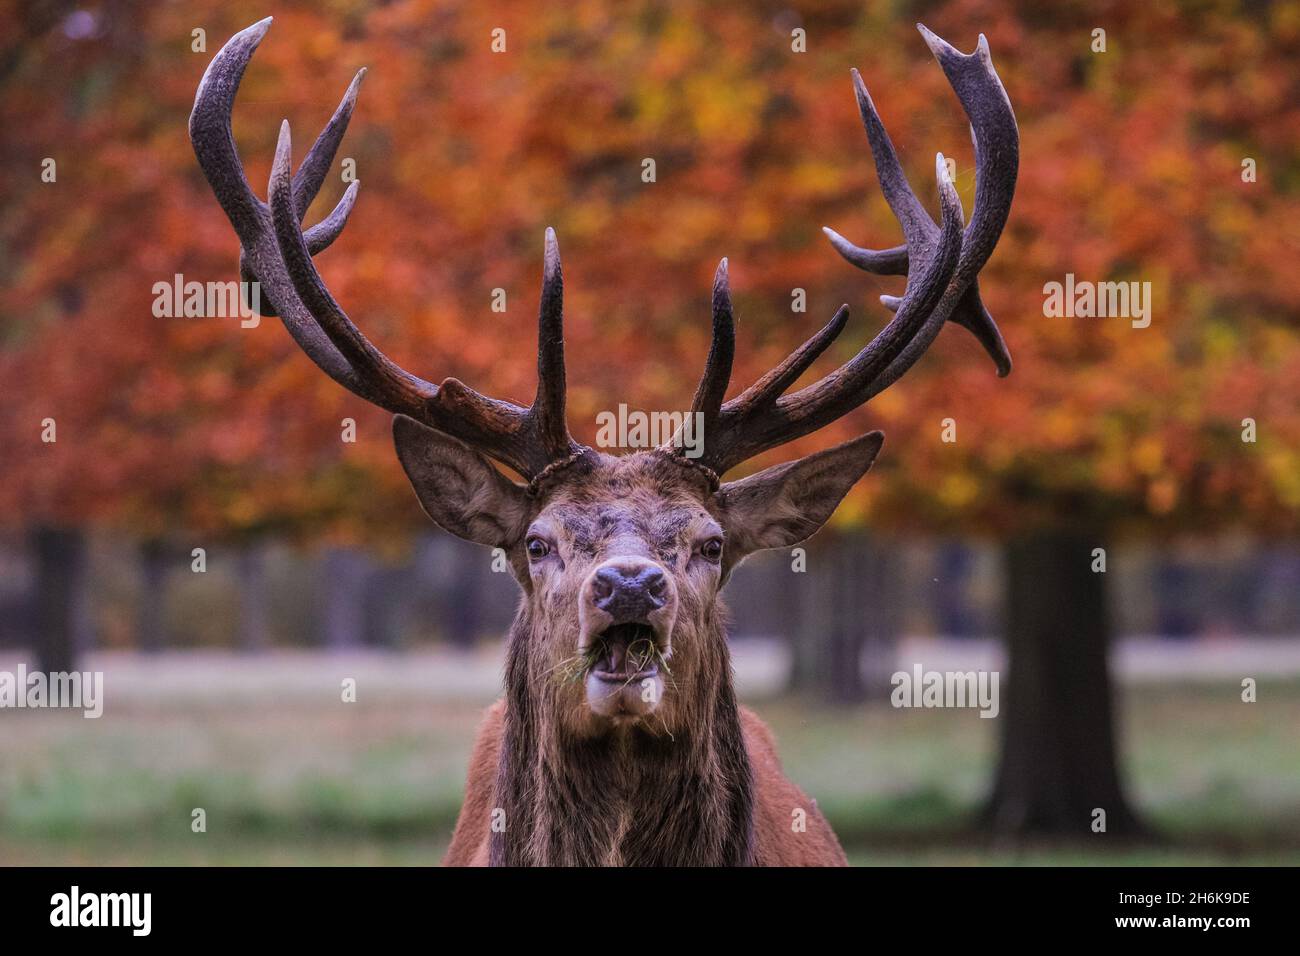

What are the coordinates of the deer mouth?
(584, 621, 667, 720)
(589, 622, 662, 682)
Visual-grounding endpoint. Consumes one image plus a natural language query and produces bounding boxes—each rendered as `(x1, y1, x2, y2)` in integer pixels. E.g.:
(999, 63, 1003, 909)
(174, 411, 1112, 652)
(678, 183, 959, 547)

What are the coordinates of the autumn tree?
(2, 0, 1298, 837)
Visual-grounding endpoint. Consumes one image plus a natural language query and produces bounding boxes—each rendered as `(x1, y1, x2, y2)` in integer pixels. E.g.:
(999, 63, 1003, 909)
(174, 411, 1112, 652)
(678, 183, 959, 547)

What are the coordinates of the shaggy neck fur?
(489, 607, 755, 866)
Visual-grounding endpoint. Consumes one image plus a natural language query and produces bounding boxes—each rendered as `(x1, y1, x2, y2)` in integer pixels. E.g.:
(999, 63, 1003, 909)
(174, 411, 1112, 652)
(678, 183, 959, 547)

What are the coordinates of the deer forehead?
(532, 454, 717, 554)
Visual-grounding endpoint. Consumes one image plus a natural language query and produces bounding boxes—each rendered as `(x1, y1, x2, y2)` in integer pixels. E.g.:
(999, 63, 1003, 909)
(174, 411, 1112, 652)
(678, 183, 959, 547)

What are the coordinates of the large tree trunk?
(789, 534, 900, 704)
(31, 526, 90, 673)
(985, 530, 1145, 837)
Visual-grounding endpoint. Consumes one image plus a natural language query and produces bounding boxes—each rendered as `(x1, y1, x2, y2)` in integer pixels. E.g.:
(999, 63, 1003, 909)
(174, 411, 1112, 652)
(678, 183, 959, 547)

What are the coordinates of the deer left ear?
(715, 431, 884, 565)
(393, 415, 532, 547)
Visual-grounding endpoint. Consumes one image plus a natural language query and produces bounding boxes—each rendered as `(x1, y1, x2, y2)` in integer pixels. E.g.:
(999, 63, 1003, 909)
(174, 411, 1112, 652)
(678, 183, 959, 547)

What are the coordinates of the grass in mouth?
(547, 636, 672, 689)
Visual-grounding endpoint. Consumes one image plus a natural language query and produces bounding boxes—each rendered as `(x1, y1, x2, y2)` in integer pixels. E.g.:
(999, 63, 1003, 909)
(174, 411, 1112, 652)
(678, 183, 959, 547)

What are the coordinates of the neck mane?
(489, 610, 755, 866)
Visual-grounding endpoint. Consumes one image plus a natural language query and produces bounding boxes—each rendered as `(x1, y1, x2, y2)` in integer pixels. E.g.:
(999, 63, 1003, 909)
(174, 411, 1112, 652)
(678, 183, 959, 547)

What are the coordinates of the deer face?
(394, 416, 884, 734)
(195, 16, 1016, 740)
(517, 453, 721, 727)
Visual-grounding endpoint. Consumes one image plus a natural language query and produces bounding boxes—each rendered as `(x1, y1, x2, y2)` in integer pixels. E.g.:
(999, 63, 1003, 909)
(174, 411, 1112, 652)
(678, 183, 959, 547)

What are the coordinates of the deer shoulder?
(442, 700, 505, 867)
(740, 707, 848, 867)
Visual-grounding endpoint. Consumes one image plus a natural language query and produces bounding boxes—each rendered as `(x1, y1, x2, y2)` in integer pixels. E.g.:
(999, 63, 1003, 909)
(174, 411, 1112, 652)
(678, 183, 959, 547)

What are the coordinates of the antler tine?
(921, 28, 1018, 265)
(423, 229, 586, 477)
(302, 179, 359, 252)
(663, 268, 847, 462)
(239, 67, 366, 318)
(731, 304, 849, 411)
(533, 228, 576, 461)
(192, 18, 383, 397)
(701, 153, 964, 474)
(693, 27, 1018, 477)
(660, 258, 735, 459)
(691, 259, 737, 425)
(189, 17, 273, 243)
(822, 233, 908, 275)
(191, 19, 362, 317)
(846, 67, 937, 254)
(194, 20, 582, 480)
(268, 121, 437, 414)
(823, 24, 1019, 376)
(293, 67, 366, 221)
(239, 178, 360, 319)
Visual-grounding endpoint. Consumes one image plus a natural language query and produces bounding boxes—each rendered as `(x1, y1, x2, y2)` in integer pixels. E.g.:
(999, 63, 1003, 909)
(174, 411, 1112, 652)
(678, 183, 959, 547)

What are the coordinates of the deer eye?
(526, 536, 551, 560)
(699, 537, 724, 562)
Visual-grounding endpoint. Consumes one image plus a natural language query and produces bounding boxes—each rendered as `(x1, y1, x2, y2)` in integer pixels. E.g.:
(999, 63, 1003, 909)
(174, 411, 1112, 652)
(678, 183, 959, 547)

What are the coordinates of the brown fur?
(395, 439, 873, 867)
(196, 19, 1013, 867)
(444, 699, 846, 866)
(486, 603, 756, 865)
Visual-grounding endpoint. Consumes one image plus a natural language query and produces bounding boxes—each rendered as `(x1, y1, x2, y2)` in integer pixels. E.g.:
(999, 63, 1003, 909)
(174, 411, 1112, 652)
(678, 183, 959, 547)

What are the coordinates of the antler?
(825, 24, 1019, 377)
(190, 18, 583, 480)
(676, 24, 1018, 477)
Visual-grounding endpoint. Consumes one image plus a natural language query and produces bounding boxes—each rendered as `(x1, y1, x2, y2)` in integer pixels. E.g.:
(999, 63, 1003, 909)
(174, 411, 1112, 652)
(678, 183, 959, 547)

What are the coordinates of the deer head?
(190, 19, 1017, 743)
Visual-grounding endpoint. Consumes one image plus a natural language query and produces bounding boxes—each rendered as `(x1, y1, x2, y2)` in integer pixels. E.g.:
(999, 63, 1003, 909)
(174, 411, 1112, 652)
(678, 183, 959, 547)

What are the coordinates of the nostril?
(590, 564, 668, 620)
(592, 567, 620, 602)
(641, 568, 668, 604)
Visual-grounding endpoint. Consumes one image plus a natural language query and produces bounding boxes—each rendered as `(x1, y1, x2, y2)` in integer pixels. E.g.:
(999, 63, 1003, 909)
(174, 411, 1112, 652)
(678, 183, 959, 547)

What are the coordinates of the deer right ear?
(393, 415, 532, 547)
(714, 431, 885, 567)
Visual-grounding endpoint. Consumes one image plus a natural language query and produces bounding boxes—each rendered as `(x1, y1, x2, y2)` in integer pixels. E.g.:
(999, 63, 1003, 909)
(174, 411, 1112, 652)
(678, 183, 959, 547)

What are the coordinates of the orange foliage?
(1, 0, 1297, 542)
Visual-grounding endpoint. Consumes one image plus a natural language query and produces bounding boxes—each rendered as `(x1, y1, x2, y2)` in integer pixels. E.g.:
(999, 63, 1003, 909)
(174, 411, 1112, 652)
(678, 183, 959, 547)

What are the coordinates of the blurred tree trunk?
(236, 543, 270, 652)
(444, 540, 482, 649)
(137, 538, 169, 653)
(985, 530, 1145, 837)
(789, 534, 899, 703)
(31, 525, 90, 673)
(321, 547, 367, 650)
(362, 565, 409, 648)
(1153, 557, 1197, 639)
(934, 541, 975, 637)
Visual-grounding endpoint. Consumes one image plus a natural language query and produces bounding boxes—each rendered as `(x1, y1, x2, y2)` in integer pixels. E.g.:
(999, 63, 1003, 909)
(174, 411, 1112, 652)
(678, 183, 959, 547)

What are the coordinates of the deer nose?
(591, 563, 668, 622)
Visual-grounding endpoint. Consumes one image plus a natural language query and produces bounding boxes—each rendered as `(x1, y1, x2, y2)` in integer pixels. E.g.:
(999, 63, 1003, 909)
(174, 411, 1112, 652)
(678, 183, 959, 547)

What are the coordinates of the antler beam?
(190, 18, 583, 479)
(672, 24, 1019, 477)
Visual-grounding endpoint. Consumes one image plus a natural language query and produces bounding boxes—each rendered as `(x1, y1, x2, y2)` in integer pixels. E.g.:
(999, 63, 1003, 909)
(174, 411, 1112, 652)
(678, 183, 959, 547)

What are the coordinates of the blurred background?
(1, 0, 1298, 865)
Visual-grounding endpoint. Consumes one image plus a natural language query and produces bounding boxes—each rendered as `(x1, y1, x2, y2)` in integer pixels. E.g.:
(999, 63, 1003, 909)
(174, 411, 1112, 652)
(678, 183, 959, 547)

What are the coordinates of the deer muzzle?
(578, 558, 677, 719)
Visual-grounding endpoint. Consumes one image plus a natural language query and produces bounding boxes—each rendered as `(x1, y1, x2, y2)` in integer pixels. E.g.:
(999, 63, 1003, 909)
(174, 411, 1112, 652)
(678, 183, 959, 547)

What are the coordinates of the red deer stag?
(191, 18, 1018, 866)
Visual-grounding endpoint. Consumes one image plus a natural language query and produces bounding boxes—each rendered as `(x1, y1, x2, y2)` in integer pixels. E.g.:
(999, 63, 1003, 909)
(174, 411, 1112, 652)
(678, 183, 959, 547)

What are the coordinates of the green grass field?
(1, 654, 1296, 865)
